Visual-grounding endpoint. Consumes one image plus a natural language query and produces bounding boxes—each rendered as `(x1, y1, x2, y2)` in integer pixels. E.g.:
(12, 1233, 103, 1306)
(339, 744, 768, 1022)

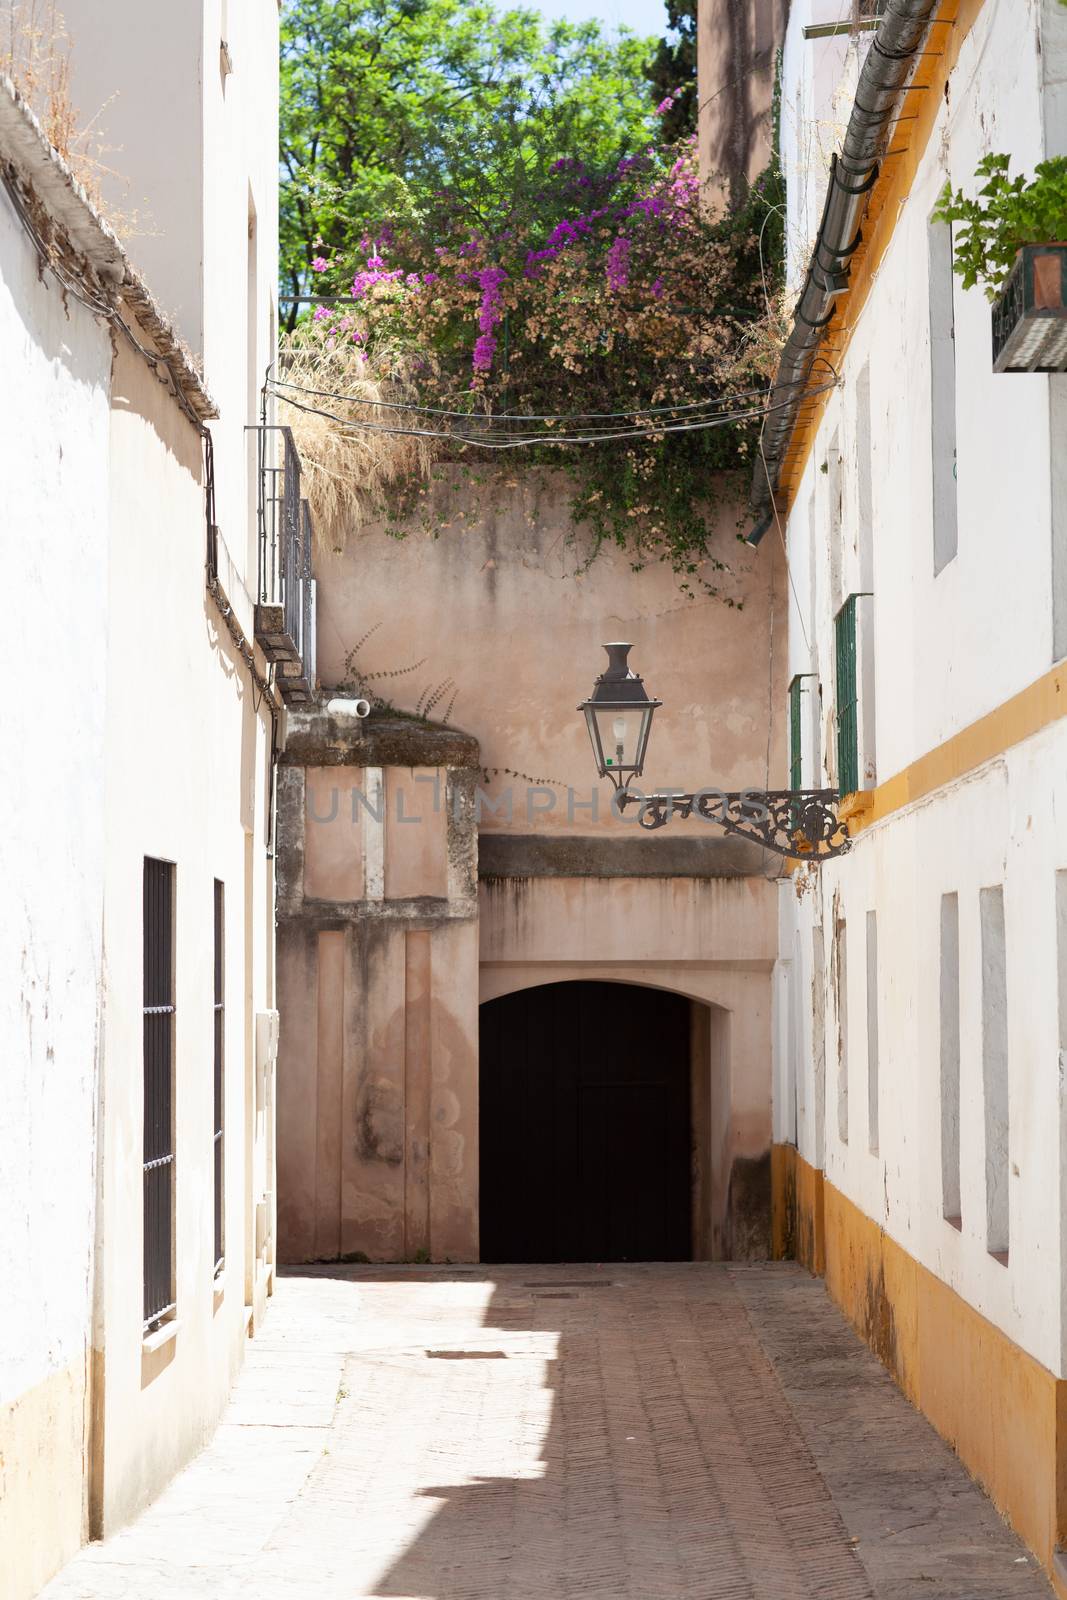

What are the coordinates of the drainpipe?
(748, 0, 943, 538)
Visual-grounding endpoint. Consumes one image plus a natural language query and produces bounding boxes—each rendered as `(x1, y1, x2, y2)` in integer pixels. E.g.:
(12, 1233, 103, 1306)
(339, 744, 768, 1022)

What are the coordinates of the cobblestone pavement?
(41, 1263, 1052, 1600)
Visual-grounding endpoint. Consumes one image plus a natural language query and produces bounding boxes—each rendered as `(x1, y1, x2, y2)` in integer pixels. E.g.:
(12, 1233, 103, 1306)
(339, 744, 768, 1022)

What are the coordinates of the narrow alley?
(40, 1265, 1051, 1600)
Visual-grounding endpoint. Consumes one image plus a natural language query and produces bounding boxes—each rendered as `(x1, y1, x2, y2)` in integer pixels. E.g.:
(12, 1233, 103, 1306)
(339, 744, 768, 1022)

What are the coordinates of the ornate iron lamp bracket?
(615, 787, 852, 860)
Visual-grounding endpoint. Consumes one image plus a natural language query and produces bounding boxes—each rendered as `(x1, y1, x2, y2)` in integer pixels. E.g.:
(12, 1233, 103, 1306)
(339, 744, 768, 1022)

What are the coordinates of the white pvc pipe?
(326, 697, 371, 719)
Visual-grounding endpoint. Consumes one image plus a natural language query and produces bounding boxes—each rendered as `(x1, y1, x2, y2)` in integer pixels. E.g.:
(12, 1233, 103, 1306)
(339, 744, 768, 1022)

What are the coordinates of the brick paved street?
(41, 1264, 1052, 1600)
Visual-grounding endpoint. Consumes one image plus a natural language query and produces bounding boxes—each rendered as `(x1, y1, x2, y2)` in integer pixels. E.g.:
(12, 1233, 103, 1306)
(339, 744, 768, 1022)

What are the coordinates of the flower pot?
(991, 243, 1067, 372)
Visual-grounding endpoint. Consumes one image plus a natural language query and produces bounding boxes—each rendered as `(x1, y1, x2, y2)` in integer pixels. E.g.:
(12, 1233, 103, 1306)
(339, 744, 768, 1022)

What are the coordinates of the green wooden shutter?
(788, 675, 807, 790)
(835, 597, 859, 795)
(789, 678, 802, 790)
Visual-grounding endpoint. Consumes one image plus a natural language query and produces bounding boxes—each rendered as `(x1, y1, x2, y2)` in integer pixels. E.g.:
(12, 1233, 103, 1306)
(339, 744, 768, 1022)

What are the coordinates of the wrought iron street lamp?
(579, 642, 851, 860)
(578, 642, 661, 786)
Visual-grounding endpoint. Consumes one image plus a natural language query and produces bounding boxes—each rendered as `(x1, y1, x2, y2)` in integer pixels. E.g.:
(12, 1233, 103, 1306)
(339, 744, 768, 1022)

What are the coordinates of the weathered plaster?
(314, 471, 787, 838)
(774, 0, 1067, 1383)
(0, 151, 111, 1592)
(291, 471, 787, 1266)
(5, 0, 281, 1583)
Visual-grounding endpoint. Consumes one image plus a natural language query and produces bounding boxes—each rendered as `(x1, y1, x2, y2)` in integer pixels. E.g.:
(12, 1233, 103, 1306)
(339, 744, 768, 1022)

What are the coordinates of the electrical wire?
(267, 378, 839, 450)
(266, 370, 819, 424)
(1, 161, 215, 436)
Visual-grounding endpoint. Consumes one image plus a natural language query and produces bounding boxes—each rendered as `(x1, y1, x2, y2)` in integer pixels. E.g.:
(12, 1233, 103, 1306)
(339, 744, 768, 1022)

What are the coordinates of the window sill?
(142, 1318, 180, 1355)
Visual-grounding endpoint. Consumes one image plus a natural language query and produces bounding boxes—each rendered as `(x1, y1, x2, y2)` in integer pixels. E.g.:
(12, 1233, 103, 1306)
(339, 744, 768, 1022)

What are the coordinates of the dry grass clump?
(2, 2, 105, 195)
(733, 283, 794, 386)
(277, 326, 438, 551)
(2, 2, 77, 155)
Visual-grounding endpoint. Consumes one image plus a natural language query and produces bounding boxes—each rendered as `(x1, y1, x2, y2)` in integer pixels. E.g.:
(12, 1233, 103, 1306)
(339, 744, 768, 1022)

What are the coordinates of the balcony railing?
(253, 426, 317, 704)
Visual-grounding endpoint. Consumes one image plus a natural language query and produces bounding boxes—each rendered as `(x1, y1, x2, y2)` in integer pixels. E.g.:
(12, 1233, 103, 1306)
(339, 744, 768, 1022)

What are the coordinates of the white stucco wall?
(59, 0, 279, 611)
(780, 1, 860, 294)
(202, 0, 280, 630)
(2, 0, 281, 1572)
(93, 338, 275, 1531)
(84, 0, 281, 1531)
(59, 0, 205, 351)
(773, 0, 1067, 1377)
(0, 166, 112, 1593)
(780, 727, 1067, 1374)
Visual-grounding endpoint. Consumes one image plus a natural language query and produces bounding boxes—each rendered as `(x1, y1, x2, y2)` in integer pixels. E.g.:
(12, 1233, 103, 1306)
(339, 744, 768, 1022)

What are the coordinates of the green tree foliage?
(644, 0, 696, 141)
(280, 0, 658, 321)
(279, 0, 787, 589)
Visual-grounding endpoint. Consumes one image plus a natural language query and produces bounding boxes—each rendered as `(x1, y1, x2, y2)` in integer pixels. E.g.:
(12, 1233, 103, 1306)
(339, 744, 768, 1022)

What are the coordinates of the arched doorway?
(479, 981, 693, 1263)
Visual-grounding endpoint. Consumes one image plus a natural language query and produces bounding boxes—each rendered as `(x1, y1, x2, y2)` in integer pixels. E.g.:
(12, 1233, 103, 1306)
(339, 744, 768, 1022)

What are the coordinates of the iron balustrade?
(253, 425, 317, 703)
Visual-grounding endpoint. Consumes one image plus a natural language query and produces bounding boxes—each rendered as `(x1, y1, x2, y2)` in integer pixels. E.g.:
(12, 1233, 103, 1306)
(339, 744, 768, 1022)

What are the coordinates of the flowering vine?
(286, 132, 785, 587)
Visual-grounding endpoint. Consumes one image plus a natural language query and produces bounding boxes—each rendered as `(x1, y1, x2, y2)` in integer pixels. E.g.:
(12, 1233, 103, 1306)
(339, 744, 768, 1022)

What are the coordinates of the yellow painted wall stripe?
(849, 658, 1067, 835)
(772, 1144, 1067, 1589)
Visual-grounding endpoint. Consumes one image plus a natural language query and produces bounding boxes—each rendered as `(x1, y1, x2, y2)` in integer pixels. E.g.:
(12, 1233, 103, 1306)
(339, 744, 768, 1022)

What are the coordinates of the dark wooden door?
(479, 981, 692, 1263)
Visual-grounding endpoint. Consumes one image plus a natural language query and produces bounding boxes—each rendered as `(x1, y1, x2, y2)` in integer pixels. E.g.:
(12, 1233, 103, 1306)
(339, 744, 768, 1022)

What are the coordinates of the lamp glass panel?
(583, 705, 608, 775)
(593, 705, 648, 773)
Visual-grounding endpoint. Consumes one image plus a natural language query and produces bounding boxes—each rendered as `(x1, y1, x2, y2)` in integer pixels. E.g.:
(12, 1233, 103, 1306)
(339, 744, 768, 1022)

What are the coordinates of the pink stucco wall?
(314, 469, 787, 832)
(276, 473, 787, 1264)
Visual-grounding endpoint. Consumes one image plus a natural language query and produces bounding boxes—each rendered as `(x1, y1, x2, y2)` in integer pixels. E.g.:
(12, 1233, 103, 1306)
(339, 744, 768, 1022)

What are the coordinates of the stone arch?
(477, 977, 744, 1263)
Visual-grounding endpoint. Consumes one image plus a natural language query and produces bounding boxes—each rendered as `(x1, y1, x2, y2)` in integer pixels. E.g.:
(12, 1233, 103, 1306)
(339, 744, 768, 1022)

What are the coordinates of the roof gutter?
(748, 0, 942, 539)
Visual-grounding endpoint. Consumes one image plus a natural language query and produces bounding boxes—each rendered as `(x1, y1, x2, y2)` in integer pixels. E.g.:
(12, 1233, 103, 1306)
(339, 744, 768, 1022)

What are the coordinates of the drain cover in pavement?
(425, 1349, 508, 1359)
(523, 1281, 616, 1289)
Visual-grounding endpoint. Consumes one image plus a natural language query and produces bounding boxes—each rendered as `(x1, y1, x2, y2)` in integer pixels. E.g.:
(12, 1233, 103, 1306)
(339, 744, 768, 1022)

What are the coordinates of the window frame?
(143, 857, 176, 1333)
(213, 879, 225, 1278)
(834, 597, 860, 796)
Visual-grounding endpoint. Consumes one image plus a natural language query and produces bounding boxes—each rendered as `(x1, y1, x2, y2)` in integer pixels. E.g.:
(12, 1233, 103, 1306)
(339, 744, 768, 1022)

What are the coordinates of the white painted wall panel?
(774, 0, 1067, 1374)
(0, 180, 111, 1408)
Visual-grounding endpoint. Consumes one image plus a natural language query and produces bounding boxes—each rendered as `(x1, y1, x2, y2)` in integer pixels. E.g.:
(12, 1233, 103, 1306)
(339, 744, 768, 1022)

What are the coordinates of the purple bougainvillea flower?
(311, 255, 329, 273)
(472, 331, 496, 371)
(469, 264, 508, 374)
(606, 234, 630, 292)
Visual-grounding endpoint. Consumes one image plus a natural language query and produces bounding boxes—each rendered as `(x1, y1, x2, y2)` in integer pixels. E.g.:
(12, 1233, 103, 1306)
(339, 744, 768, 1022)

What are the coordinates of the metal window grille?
(835, 598, 859, 796)
(257, 426, 302, 623)
(143, 858, 176, 1331)
(252, 427, 317, 704)
(213, 880, 225, 1275)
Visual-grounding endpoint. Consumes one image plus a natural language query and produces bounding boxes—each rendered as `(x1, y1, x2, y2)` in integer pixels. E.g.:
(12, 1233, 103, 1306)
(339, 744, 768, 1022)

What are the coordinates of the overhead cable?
(267, 371, 819, 424)
(268, 378, 839, 451)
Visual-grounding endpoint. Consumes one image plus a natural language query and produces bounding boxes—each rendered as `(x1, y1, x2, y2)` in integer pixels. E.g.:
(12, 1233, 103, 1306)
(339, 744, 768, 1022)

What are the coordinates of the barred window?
(788, 674, 814, 790)
(213, 880, 225, 1276)
(143, 858, 176, 1331)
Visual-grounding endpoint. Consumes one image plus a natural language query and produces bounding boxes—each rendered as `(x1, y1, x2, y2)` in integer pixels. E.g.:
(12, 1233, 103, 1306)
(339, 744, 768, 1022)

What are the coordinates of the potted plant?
(933, 152, 1067, 372)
